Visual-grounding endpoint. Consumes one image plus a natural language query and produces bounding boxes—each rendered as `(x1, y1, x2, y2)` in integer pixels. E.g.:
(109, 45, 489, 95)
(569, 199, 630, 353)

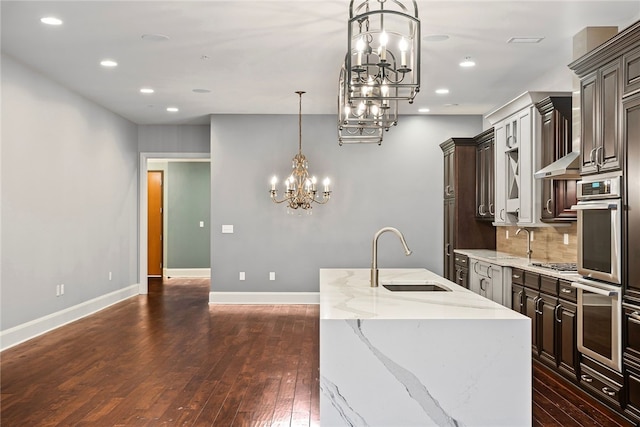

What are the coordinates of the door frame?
(138, 152, 210, 294)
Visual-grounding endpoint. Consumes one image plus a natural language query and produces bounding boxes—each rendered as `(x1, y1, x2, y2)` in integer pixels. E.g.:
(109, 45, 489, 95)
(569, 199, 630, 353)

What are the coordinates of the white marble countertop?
(454, 248, 582, 281)
(319, 268, 526, 320)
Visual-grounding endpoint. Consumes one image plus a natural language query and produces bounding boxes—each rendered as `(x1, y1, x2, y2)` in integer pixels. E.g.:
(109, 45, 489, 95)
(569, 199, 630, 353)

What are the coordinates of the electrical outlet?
(239, 272, 245, 281)
(60, 284, 65, 295)
(269, 272, 276, 281)
(56, 285, 60, 297)
(109, 271, 112, 281)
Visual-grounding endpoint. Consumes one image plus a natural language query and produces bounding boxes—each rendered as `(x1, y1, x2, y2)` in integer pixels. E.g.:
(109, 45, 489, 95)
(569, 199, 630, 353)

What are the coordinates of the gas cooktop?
(530, 262, 578, 273)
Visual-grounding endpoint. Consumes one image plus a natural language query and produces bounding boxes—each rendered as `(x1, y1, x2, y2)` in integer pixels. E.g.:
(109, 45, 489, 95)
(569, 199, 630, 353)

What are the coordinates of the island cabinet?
(486, 91, 570, 227)
(474, 128, 495, 220)
(569, 20, 640, 176)
(535, 96, 577, 222)
(440, 138, 496, 282)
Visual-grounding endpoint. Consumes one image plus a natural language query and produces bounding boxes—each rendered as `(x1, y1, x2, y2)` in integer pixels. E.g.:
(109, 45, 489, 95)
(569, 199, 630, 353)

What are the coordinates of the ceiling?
(2, 1, 639, 125)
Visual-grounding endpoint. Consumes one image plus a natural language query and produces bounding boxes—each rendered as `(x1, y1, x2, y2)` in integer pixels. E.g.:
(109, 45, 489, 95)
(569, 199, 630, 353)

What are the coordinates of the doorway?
(147, 171, 163, 277)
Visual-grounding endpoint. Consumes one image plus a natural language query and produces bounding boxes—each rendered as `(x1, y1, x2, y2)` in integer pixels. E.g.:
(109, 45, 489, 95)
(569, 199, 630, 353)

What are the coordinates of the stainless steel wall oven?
(572, 172, 622, 284)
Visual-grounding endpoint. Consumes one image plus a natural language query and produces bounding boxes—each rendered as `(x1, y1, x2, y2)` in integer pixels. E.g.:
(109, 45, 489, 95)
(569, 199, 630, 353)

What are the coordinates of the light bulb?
(271, 176, 277, 185)
(356, 37, 365, 52)
(379, 32, 388, 46)
(381, 84, 389, 97)
(399, 37, 408, 52)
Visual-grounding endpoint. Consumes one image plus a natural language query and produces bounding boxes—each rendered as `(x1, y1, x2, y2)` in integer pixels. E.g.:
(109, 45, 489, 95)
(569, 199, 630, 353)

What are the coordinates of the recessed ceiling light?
(140, 88, 154, 94)
(40, 17, 63, 26)
(100, 59, 118, 67)
(423, 34, 449, 42)
(444, 103, 459, 107)
(418, 108, 430, 113)
(459, 57, 476, 67)
(141, 33, 170, 41)
(192, 88, 211, 93)
(507, 37, 544, 44)
(435, 88, 449, 95)
(166, 107, 179, 112)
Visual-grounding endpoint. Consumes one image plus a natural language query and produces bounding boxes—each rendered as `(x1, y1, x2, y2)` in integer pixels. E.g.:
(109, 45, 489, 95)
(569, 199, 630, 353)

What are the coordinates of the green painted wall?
(167, 162, 211, 268)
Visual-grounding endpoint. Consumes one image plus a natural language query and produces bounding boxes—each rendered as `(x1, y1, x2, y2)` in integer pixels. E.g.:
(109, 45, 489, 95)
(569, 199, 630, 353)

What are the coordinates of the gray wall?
(167, 162, 211, 268)
(138, 125, 210, 153)
(1, 54, 138, 330)
(210, 114, 482, 292)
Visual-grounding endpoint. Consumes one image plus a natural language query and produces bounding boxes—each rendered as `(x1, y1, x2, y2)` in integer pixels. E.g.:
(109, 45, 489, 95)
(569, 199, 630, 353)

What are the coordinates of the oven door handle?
(571, 282, 619, 296)
(570, 202, 618, 210)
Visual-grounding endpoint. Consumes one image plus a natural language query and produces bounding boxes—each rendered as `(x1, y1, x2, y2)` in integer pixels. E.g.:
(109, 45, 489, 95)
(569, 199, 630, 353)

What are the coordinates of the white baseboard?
(164, 268, 211, 278)
(0, 284, 139, 352)
(209, 292, 319, 304)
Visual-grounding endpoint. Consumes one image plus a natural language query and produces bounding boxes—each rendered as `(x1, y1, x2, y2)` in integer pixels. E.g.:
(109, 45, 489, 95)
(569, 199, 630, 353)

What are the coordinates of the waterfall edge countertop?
(319, 268, 526, 320)
(319, 268, 531, 426)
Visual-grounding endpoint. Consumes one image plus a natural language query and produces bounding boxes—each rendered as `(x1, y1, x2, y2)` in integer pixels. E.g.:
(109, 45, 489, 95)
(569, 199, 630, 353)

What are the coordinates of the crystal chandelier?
(338, 60, 397, 145)
(347, 0, 420, 104)
(270, 91, 331, 211)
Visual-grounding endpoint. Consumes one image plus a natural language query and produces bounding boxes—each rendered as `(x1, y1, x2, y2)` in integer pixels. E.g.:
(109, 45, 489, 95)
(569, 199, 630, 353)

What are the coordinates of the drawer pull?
(561, 288, 572, 294)
(581, 374, 593, 383)
(630, 311, 640, 321)
(513, 274, 521, 279)
(602, 387, 616, 397)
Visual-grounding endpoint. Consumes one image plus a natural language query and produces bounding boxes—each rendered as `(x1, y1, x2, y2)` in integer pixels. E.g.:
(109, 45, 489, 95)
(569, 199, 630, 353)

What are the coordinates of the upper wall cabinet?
(569, 20, 640, 176)
(486, 91, 571, 227)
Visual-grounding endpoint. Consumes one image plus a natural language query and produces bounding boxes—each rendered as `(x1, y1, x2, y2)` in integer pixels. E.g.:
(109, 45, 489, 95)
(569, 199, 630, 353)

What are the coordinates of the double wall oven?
(571, 172, 623, 372)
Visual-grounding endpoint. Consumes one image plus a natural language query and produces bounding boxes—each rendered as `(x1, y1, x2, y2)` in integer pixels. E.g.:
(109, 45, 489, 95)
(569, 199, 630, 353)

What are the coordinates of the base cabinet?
(468, 258, 506, 305)
(581, 356, 624, 410)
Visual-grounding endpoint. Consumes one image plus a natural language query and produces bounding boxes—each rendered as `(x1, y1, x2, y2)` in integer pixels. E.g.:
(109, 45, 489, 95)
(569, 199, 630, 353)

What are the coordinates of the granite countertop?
(319, 268, 526, 320)
(454, 249, 582, 281)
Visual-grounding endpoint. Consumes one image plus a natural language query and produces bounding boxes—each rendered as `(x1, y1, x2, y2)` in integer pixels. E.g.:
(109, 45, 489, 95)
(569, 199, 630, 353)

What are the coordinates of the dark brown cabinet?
(578, 60, 622, 175)
(557, 280, 579, 381)
(454, 253, 469, 289)
(624, 303, 640, 420)
(440, 138, 495, 281)
(474, 129, 495, 220)
(535, 96, 577, 222)
(624, 93, 640, 302)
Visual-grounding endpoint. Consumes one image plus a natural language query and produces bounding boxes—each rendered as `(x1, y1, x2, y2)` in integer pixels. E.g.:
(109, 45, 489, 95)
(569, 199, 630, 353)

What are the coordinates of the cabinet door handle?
(589, 147, 596, 166)
(445, 243, 451, 256)
(546, 198, 553, 215)
(489, 203, 495, 215)
(596, 146, 604, 168)
(478, 204, 486, 216)
(534, 297, 542, 315)
(487, 267, 492, 279)
(602, 387, 616, 397)
(445, 185, 452, 196)
(480, 278, 486, 291)
(581, 374, 593, 383)
(555, 304, 562, 323)
(518, 290, 524, 308)
(457, 269, 463, 281)
(630, 311, 640, 322)
(500, 208, 505, 221)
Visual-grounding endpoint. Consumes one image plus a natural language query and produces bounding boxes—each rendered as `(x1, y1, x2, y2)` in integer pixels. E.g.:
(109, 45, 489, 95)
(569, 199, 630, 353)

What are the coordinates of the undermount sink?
(382, 282, 451, 292)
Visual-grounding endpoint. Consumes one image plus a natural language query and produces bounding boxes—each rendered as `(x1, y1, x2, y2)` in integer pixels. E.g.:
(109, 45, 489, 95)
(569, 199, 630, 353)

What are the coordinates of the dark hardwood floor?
(0, 277, 635, 426)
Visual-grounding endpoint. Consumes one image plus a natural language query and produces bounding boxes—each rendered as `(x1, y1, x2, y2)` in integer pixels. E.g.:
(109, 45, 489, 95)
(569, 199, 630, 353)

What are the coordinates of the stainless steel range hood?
(534, 151, 580, 179)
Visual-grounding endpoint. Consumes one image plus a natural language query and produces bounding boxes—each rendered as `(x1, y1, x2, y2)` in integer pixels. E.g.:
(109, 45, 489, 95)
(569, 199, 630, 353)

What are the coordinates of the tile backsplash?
(496, 223, 578, 263)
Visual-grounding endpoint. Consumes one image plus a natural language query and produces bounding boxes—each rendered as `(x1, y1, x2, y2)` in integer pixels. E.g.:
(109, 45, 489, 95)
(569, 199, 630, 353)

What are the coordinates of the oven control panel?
(577, 174, 621, 200)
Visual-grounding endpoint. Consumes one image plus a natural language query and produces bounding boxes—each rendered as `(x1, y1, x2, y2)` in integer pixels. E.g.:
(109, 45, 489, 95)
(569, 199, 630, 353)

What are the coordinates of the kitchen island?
(320, 268, 531, 426)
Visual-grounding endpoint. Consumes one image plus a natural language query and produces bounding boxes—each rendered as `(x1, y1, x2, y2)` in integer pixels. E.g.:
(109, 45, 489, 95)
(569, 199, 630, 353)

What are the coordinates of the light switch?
(269, 272, 276, 281)
(239, 272, 245, 281)
(222, 225, 234, 234)
(199, 221, 204, 228)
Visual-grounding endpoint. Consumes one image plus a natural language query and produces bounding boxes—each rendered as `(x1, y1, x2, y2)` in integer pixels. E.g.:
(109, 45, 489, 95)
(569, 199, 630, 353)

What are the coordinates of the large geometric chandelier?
(347, 0, 420, 105)
(338, 61, 397, 145)
(270, 91, 331, 211)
